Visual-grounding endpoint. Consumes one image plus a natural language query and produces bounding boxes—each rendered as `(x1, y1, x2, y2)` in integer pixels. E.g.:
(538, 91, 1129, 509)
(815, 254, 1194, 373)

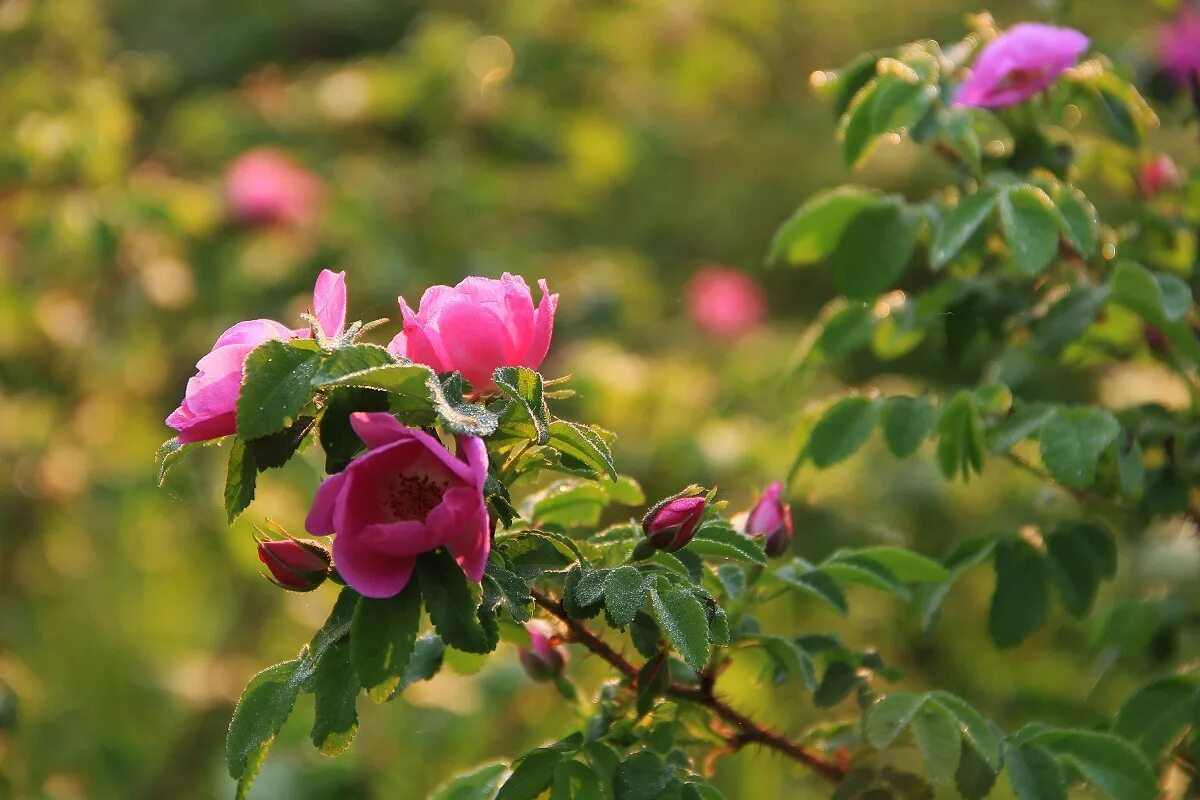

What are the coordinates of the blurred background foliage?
(0, 0, 1196, 797)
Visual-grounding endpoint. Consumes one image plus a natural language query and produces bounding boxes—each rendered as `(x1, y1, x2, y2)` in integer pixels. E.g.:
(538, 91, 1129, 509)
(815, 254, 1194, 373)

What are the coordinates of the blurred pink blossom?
(1138, 153, 1183, 197)
(954, 23, 1089, 109)
(1156, 5, 1200, 85)
(224, 147, 324, 226)
(685, 266, 766, 339)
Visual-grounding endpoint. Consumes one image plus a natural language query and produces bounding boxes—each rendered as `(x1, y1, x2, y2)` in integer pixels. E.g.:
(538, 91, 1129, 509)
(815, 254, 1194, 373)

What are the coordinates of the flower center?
(997, 66, 1047, 92)
(386, 472, 448, 521)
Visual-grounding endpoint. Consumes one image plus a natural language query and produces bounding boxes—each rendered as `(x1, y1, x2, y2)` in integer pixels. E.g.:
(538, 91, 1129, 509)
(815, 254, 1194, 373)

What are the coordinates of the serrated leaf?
(497, 748, 564, 800)
(1032, 284, 1109, 356)
(955, 739, 998, 800)
(1044, 527, 1101, 618)
(317, 387, 389, 473)
(774, 564, 848, 615)
(311, 343, 396, 384)
(1005, 742, 1065, 800)
(493, 366, 551, 445)
(913, 701, 963, 784)
(881, 396, 937, 458)
(418, 548, 495, 655)
(1114, 675, 1200, 761)
(820, 554, 910, 599)
(236, 339, 321, 440)
(768, 187, 890, 265)
(648, 580, 709, 671)
(989, 537, 1051, 648)
(686, 521, 766, 565)
(309, 637, 359, 756)
(937, 391, 984, 481)
(928, 692, 1001, 769)
(389, 633, 445, 698)
(615, 751, 671, 800)
(815, 303, 875, 357)
(1039, 407, 1120, 489)
(155, 437, 212, 485)
(224, 438, 256, 524)
(433, 375, 499, 437)
(1025, 729, 1157, 800)
(999, 185, 1059, 275)
(931, 188, 999, 270)
(351, 582, 421, 703)
(603, 566, 646, 628)
(831, 203, 919, 300)
(226, 660, 302, 784)
(814, 661, 860, 707)
(806, 395, 880, 468)
(530, 480, 609, 529)
(1050, 184, 1098, 257)
(866, 692, 925, 748)
(549, 420, 616, 481)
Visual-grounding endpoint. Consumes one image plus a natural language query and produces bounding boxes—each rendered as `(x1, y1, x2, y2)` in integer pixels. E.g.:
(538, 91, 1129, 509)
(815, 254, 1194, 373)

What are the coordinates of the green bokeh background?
(1, 1, 1195, 798)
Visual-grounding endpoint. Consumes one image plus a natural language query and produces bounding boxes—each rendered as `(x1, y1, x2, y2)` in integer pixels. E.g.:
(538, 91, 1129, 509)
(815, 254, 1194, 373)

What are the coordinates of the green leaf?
(615, 751, 671, 800)
(686, 521, 767, 565)
(915, 537, 995, 632)
(989, 537, 1051, 648)
(531, 480, 610, 528)
(1114, 675, 1200, 761)
(1044, 524, 1108, 617)
(496, 531, 574, 580)
(955, 740, 998, 800)
(936, 392, 984, 481)
(821, 554, 910, 599)
(572, 569, 609, 608)
(1025, 729, 1157, 800)
(418, 549, 495, 655)
(1039, 407, 1121, 489)
(1157, 273, 1192, 322)
(745, 635, 814, 688)
(432, 374, 500, 437)
(648, 580, 710, 671)
(814, 661, 860, 707)
(430, 762, 509, 800)
(1005, 742, 1065, 800)
(912, 701, 963, 784)
(1049, 184, 1098, 257)
(999, 185, 1059, 276)
(496, 748, 565, 800)
(311, 343, 396, 384)
(768, 187, 890, 265)
(312, 356, 433, 400)
(350, 582, 422, 703)
(931, 188, 998, 270)
(852, 547, 950, 583)
(831, 203, 919, 300)
(774, 564, 848, 615)
(309, 638, 359, 756)
(552, 759, 604, 800)
(880, 396, 937, 458)
(1032, 285, 1109, 356)
(548, 420, 617, 481)
(236, 339, 321, 440)
(814, 303, 875, 357)
(806, 396, 880, 468)
(483, 557, 533, 624)
(390, 633, 445, 698)
(155, 437, 214, 485)
(1117, 438, 1146, 496)
(840, 79, 881, 166)
(869, 66, 935, 132)
(493, 366, 550, 445)
(224, 438, 256, 524)
(928, 692, 1002, 769)
(317, 387, 389, 473)
(226, 660, 302, 786)
(865, 692, 925, 748)
(990, 403, 1055, 454)
(248, 416, 314, 470)
(604, 566, 647, 627)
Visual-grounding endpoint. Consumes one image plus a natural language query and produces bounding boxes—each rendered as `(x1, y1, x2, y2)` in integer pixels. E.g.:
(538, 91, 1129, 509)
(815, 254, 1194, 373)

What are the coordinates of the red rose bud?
(518, 620, 567, 682)
(642, 494, 706, 552)
(1137, 154, 1182, 198)
(746, 482, 793, 559)
(257, 537, 331, 592)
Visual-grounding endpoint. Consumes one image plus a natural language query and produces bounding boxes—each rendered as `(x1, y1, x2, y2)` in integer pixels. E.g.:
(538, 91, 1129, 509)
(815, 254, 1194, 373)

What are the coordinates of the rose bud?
(518, 620, 568, 682)
(257, 537, 332, 592)
(642, 494, 706, 553)
(953, 23, 1089, 109)
(1137, 154, 1182, 198)
(746, 482, 794, 559)
(388, 273, 557, 393)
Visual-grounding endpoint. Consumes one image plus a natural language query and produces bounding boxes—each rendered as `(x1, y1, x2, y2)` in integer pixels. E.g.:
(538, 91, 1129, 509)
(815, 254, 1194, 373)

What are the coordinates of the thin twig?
(529, 588, 847, 784)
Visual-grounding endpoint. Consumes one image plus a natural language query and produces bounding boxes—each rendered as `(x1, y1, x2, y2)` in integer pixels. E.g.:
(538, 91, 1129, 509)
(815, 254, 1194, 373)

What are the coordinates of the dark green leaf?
(224, 438, 256, 524)
(928, 692, 1001, 769)
(815, 303, 875, 357)
(881, 396, 937, 458)
(237, 339, 321, 440)
(351, 582, 421, 702)
(989, 537, 1051, 648)
(931, 189, 998, 270)
(615, 751, 671, 800)
(648, 580, 710, 671)
(769, 187, 890, 265)
(430, 762, 509, 800)
(318, 387, 389, 472)
(497, 748, 565, 800)
(852, 547, 950, 583)
(990, 403, 1055, 454)
(418, 548, 495, 654)
(1113, 675, 1200, 761)
(936, 392, 984, 480)
(1005, 742, 1065, 800)
(549, 420, 617, 481)
(686, 521, 766, 565)
(309, 638, 359, 756)
(432, 374, 499, 437)
(1025, 729, 1157, 800)
(807, 396, 880, 468)
(248, 415, 314, 470)
(999, 185, 1059, 276)
(604, 566, 646, 627)
(814, 661, 860, 707)
(1032, 285, 1109, 356)
(1044, 525, 1104, 617)
(226, 660, 302, 789)
(831, 203, 920, 300)
(493, 366, 550, 445)
(1039, 407, 1121, 489)
(775, 564, 849, 616)
(391, 633, 445, 697)
(821, 554, 910, 599)
(1050, 184, 1098, 257)
(865, 692, 925, 748)
(912, 701, 962, 784)
(954, 740, 998, 800)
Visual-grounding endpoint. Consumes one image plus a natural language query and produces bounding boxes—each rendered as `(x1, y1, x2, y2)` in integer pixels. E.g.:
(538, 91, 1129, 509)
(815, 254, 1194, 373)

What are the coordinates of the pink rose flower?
(685, 266, 766, 339)
(387, 273, 558, 392)
(954, 23, 1089, 109)
(224, 147, 324, 227)
(1157, 6, 1200, 86)
(517, 619, 568, 682)
(643, 495, 706, 552)
(165, 269, 347, 444)
(304, 412, 490, 598)
(745, 482, 794, 559)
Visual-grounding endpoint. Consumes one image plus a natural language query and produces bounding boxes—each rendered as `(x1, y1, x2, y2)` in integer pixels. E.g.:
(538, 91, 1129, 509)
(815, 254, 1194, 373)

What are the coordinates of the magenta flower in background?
(224, 147, 324, 226)
(745, 482, 794, 559)
(685, 266, 766, 339)
(954, 23, 1089, 109)
(304, 412, 489, 599)
(643, 495, 706, 552)
(388, 273, 558, 392)
(1138, 153, 1183, 198)
(165, 269, 347, 444)
(1157, 5, 1200, 86)
(518, 619, 568, 682)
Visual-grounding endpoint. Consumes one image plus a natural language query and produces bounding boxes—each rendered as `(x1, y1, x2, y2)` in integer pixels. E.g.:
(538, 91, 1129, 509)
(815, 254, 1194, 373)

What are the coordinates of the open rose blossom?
(954, 23, 1089, 109)
(745, 482, 794, 559)
(387, 273, 557, 392)
(685, 266, 766, 339)
(304, 412, 489, 598)
(224, 147, 324, 226)
(166, 269, 346, 444)
(1157, 6, 1200, 86)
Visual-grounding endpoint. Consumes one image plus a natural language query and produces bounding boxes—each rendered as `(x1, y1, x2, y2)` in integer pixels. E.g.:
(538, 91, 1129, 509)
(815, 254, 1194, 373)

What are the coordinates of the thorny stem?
(529, 588, 848, 784)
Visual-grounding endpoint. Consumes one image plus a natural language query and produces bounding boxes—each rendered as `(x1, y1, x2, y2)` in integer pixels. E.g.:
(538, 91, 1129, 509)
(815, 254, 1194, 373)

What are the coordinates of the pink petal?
(521, 279, 558, 371)
(305, 470, 349, 535)
(313, 269, 347, 339)
(212, 318, 295, 349)
(332, 530, 417, 598)
(455, 434, 489, 489)
(348, 411, 407, 450)
(433, 301, 511, 390)
(388, 297, 448, 371)
(427, 486, 490, 582)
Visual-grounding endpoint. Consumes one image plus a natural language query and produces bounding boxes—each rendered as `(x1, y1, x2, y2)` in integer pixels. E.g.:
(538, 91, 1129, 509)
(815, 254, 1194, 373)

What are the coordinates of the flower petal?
(313, 269, 347, 338)
(305, 470, 349, 535)
(433, 301, 511, 390)
(521, 279, 558, 370)
(348, 411, 408, 450)
(333, 529, 418, 598)
(427, 486, 490, 582)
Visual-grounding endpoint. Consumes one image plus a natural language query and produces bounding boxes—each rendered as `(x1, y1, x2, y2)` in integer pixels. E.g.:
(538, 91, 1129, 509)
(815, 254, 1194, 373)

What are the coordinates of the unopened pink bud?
(518, 620, 567, 682)
(746, 483, 793, 559)
(257, 538, 331, 592)
(1138, 154, 1182, 198)
(643, 495, 706, 552)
